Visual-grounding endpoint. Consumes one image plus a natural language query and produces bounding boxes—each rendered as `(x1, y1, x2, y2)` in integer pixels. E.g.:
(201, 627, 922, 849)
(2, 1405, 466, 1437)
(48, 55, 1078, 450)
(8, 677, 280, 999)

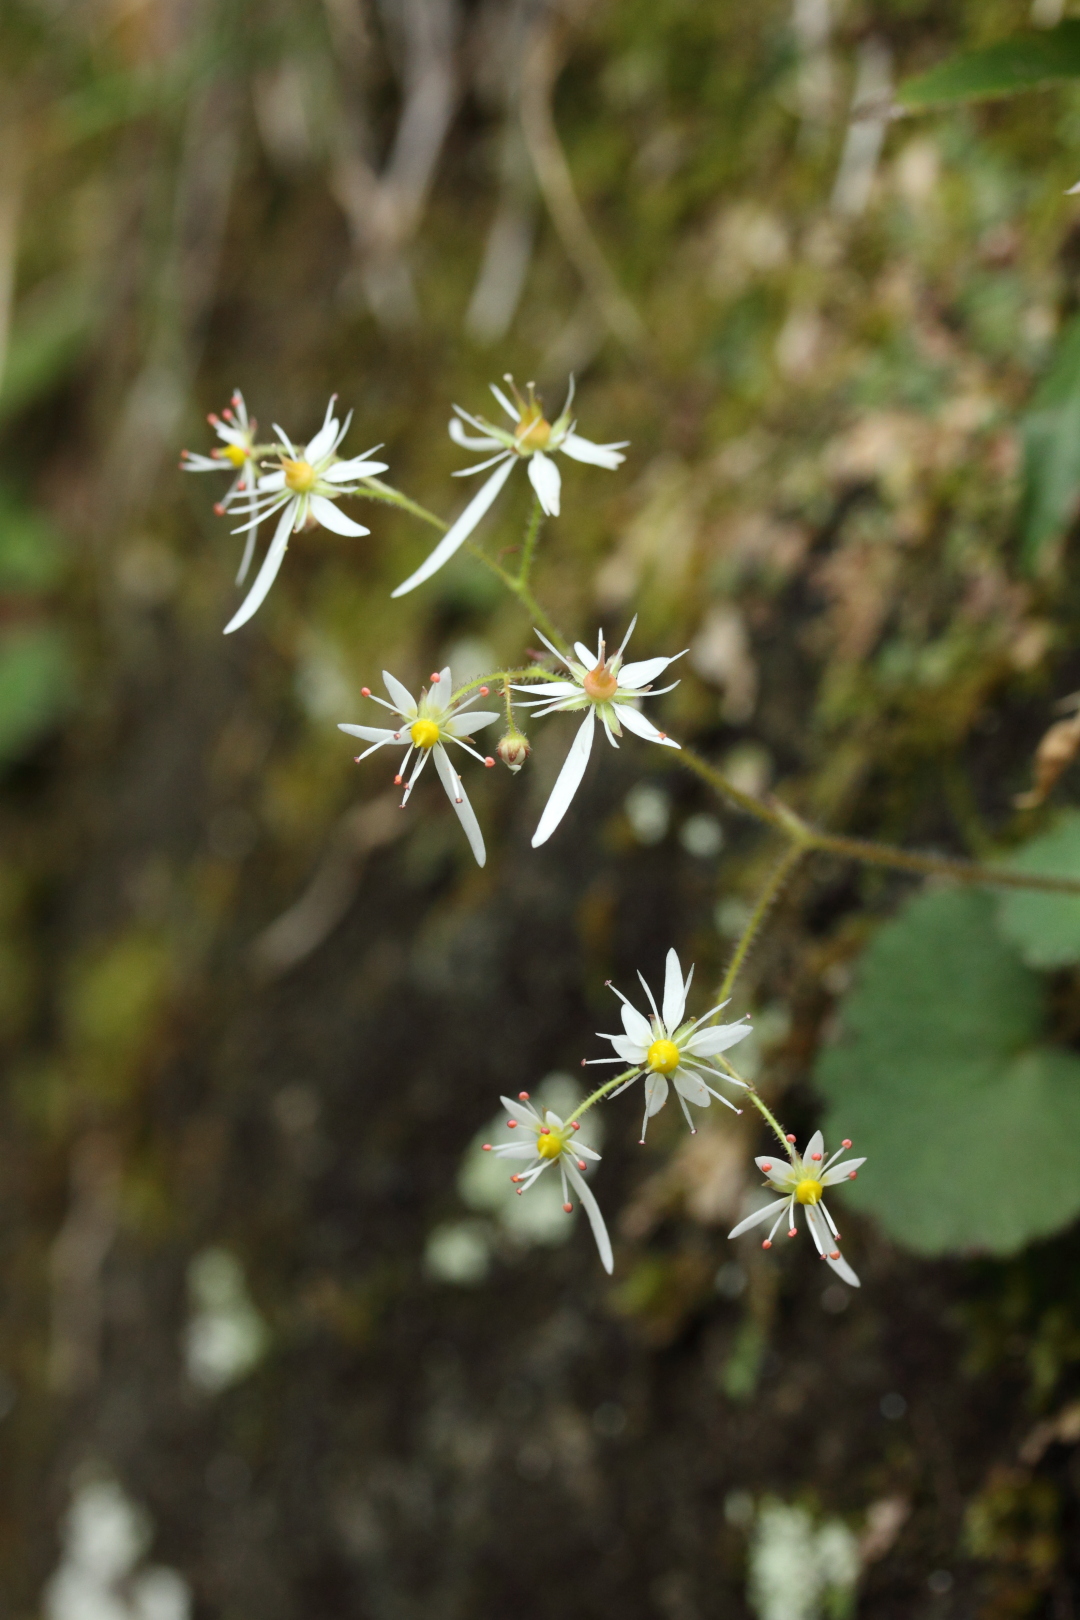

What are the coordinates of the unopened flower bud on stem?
(496, 730, 531, 773)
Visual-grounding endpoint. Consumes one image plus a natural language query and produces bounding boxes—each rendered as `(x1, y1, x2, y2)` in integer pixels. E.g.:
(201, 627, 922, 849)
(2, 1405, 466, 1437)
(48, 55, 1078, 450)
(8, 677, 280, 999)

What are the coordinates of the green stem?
(566, 1067, 637, 1126)
(450, 668, 551, 706)
(358, 478, 447, 531)
(716, 840, 806, 1008)
(717, 1057, 790, 1153)
(678, 744, 1080, 899)
(518, 497, 544, 588)
(464, 542, 569, 652)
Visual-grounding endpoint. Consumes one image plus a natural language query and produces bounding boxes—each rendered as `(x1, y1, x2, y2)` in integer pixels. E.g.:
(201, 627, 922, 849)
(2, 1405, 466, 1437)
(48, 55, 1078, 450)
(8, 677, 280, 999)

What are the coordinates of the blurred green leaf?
(0, 485, 66, 590)
(0, 283, 93, 424)
(0, 626, 74, 764)
(897, 23, 1080, 109)
(1018, 314, 1080, 569)
(996, 812, 1080, 968)
(817, 889, 1080, 1256)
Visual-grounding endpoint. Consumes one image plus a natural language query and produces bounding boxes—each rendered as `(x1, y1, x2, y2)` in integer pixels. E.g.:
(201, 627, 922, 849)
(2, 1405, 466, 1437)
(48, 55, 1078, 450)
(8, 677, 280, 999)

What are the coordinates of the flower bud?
(496, 731, 531, 773)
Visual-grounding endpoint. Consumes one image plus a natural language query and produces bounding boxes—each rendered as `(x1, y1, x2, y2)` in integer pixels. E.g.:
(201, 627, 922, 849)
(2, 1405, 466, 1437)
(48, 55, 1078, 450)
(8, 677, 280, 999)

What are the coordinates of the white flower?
(181, 390, 265, 585)
(224, 395, 388, 635)
(391, 375, 628, 598)
(510, 616, 683, 847)
(338, 666, 500, 866)
(485, 1092, 613, 1272)
(727, 1130, 866, 1287)
(585, 947, 751, 1139)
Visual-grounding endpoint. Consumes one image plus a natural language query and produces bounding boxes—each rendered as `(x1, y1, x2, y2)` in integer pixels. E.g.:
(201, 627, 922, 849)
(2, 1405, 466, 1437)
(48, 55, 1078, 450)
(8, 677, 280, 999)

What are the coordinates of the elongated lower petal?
(235, 525, 259, 586)
(728, 1198, 789, 1240)
(432, 744, 486, 866)
(527, 451, 561, 515)
(531, 707, 596, 847)
(309, 494, 369, 536)
(565, 1161, 613, 1274)
(338, 723, 399, 744)
(224, 502, 294, 634)
(610, 702, 680, 748)
(559, 432, 628, 468)
(391, 457, 515, 597)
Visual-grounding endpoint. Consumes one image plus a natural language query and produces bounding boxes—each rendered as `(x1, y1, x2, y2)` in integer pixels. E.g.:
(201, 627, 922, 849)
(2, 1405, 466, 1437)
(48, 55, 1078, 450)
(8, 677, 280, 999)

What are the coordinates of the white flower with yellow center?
(224, 396, 388, 635)
(180, 390, 266, 584)
(585, 947, 751, 1140)
(485, 1093, 612, 1273)
(509, 617, 683, 847)
(338, 667, 500, 867)
(391, 375, 628, 598)
(727, 1130, 866, 1287)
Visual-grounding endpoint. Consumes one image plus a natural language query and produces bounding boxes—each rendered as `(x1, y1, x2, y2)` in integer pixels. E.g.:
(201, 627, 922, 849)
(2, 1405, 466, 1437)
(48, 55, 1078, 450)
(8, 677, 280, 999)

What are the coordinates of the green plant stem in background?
(518, 496, 544, 588)
(716, 842, 807, 1008)
(566, 1067, 637, 1127)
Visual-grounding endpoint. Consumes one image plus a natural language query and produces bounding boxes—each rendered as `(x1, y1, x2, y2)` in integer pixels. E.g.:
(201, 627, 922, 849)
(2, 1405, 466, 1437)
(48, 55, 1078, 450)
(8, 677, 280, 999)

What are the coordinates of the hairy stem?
(716, 841, 806, 1008)
(566, 1067, 637, 1126)
(518, 496, 544, 588)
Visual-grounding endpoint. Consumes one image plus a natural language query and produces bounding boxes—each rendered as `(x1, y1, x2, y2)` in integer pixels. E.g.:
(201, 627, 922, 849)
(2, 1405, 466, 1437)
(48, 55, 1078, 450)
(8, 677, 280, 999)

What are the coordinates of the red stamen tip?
(510, 1175, 522, 1184)
(430, 672, 440, 683)
(811, 1152, 822, 1161)
(829, 1250, 841, 1260)
(484, 757, 495, 767)
(762, 1239, 772, 1250)
(231, 392, 241, 404)
(482, 1143, 492, 1151)
(394, 775, 403, 785)
(577, 1159, 586, 1170)
(479, 685, 489, 696)
(571, 1122, 580, 1131)
(507, 1120, 517, 1128)
(539, 1126, 550, 1135)
(361, 686, 371, 697)
(842, 1139, 852, 1149)
(658, 732, 667, 740)
(788, 1228, 797, 1237)
(516, 1093, 529, 1103)
(848, 1170, 857, 1180)
(207, 413, 218, 424)
(762, 1162, 772, 1171)
(638, 1138, 646, 1146)
(580, 1059, 587, 1067)
(223, 408, 234, 421)
(563, 1202, 573, 1213)
(786, 1134, 796, 1143)
(213, 502, 225, 515)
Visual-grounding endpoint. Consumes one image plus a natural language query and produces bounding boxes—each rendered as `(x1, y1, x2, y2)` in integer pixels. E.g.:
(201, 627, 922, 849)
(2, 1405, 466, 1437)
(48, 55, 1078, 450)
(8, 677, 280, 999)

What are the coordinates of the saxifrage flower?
(338, 666, 500, 866)
(586, 947, 751, 1140)
(391, 375, 627, 598)
(727, 1130, 865, 1287)
(180, 390, 265, 585)
(485, 1093, 612, 1272)
(510, 617, 683, 846)
(224, 395, 387, 634)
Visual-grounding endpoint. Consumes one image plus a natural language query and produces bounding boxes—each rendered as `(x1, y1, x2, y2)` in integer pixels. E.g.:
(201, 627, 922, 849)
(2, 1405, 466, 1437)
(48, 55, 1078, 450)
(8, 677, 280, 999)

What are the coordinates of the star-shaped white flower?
(510, 617, 683, 846)
(224, 395, 388, 634)
(727, 1130, 866, 1287)
(391, 375, 627, 598)
(485, 1092, 612, 1273)
(180, 390, 265, 585)
(585, 947, 751, 1140)
(338, 667, 500, 866)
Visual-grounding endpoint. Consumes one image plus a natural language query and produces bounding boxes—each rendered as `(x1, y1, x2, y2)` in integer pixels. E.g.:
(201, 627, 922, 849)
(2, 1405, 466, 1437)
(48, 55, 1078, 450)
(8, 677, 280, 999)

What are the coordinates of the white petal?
(489, 382, 520, 421)
(803, 1203, 829, 1255)
(609, 703, 680, 748)
(618, 654, 682, 691)
(382, 671, 418, 717)
(643, 1072, 669, 1115)
(603, 1033, 647, 1064)
(323, 456, 388, 481)
(257, 470, 287, 492)
(427, 667, 454, 713)
(432, 744, 486, 866)
(803, 1130, 825, 1166)
(682, 1023, 750, 1057)
(391, 457, 515, 597)
(223, 502, 294, 634)
(449, 416, 502, 452)
(309, 494, 369, 536)
(510, 679, 581, 699)
(573, 642, 595, 668)
(825, 1249, 861, 1287)
(235, 525, 259, 586)
(662, 948, 687, 1031)
(558, 432, 627, 469)
(531, 708, 595, 847)
(490, 1145, 539, 1160)
(619, 998, 653, 1048)
(527, 451, 561, 516)
(305, 414, 340, 464)
(500, 1095, 540, 1121)
(728, 1198, 789, 1240)
(442, 710, 500, 735)
(564, 1161, 613, 1274)
(673, 1068, 711, 1107)
(821, 1157, 866, 1186)
(337, 724, 398, 743)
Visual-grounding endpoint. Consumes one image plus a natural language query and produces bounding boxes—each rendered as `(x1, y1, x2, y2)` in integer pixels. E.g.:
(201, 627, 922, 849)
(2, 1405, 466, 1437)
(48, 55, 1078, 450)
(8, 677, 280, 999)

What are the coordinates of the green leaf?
(0, 627, 75, 764)
(0, 485, 66, 591)
(897, 22, 1080, 109)
(1019, 313, 1080, 569)
(0, 283, 93, 425)
(816, 888, 1080, 1256)
(996, 811, 1080, 968)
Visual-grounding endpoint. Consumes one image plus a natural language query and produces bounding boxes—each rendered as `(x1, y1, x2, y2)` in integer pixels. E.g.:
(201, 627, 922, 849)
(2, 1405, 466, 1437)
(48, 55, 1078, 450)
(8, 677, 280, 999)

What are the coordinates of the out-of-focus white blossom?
(486, 1092, 612, 1272)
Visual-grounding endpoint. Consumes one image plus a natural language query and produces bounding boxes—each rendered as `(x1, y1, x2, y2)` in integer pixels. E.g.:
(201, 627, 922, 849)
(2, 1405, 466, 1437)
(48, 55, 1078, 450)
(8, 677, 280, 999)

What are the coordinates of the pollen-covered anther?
(762, 1239, 773, 1250)
(394, 775, 403, 785)
(484, 757, 495, 767)
(829, 1250, 841, 1261)
(848, 1170, 858, 1180)
(571, 1122, 580, 1131)
(213, 502, 225, 515)
(479, 686, 489, 696)
(430, 673, 440, 683)
(482, 1144, 492, 1151)
(518, 1091, 530, 1101)
(842, 1138, 852, 1148)
(762, 1161, 772, 1171)
(788, 1228, 797, 1238)
(361, 687, 371, 697)
(811, 1151, 822, 1161)
(506, 1120, 517, 1128)
(786, 1134, 796, 1143)
(563, 1202, 573, 1213)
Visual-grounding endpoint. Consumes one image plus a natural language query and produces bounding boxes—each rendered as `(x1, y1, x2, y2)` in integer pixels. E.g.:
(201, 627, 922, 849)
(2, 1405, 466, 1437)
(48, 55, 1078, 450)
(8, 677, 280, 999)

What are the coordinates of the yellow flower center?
(223, 443, 248, 467)
(410, 719, 441, 749)
(536, 1130, 564, 1160)
(583, 663, 619, 702)
(795, 1178, 824, 1205)
(284, 458, 317, 493)
(647, 1039, 681, 1075)
(515, 405, 552, 451)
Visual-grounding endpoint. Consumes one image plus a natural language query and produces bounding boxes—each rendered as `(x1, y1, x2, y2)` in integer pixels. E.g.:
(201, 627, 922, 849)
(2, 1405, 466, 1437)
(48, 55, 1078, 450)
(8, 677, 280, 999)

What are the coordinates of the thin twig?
(716, 841, 806, 1008)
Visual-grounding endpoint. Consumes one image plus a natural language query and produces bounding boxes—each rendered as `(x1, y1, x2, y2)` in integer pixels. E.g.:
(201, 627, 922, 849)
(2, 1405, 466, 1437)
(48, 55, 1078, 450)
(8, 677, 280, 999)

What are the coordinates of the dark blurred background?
(4, 0, 1080, 1615)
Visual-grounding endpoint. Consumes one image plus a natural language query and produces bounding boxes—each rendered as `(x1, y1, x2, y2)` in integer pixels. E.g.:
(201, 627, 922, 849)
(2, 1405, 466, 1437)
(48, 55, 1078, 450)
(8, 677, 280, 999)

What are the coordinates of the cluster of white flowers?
(185, 376, 866, 1285)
